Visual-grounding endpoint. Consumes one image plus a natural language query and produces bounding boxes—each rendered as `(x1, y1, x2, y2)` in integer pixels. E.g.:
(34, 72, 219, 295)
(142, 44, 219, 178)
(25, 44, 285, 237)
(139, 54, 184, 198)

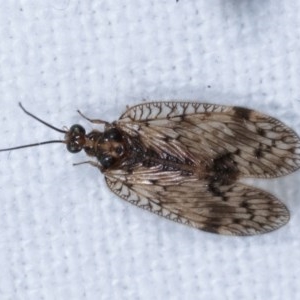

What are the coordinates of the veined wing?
(117, 101, 300, 178)
(105, 167, 289, 235)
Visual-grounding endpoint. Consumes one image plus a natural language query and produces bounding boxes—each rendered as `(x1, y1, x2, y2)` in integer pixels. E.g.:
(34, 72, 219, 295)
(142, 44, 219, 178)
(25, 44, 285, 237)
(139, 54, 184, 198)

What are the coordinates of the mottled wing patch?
(105, 174, 289, 236)
(118, 102, 300, 178)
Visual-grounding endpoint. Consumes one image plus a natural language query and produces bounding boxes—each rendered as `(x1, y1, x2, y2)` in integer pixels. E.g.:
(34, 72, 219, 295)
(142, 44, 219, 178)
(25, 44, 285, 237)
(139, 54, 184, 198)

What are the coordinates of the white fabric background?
(0, 1, 300, 299)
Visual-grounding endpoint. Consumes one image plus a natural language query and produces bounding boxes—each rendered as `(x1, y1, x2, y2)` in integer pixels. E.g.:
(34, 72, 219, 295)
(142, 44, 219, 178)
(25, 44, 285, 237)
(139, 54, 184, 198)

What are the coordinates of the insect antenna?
(0, 103, 67, 152)
(19, 102, 67, 134)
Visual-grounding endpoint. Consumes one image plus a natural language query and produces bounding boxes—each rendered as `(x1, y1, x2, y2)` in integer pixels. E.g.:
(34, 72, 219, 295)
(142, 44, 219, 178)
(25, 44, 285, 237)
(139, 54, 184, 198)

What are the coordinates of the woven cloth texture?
(0, 1, 300, 300)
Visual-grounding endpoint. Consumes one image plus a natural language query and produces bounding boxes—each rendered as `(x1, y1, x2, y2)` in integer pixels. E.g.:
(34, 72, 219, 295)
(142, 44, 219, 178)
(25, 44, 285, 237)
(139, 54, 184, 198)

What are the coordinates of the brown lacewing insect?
(1, 102, 300, 236)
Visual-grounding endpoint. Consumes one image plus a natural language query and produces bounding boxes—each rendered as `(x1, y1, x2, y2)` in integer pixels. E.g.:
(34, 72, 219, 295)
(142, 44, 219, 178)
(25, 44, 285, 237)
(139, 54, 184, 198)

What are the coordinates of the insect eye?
(103, 128, 122, 141)
(67, 124, 86, 153)
(98, 155, 114, 168)
(67, 142, 82, 153)
(70, 124, 86, 136)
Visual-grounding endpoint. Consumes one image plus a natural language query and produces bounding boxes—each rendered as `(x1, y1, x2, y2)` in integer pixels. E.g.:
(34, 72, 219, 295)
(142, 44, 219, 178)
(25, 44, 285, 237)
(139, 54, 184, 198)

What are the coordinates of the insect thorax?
(83, 127, 126, 169)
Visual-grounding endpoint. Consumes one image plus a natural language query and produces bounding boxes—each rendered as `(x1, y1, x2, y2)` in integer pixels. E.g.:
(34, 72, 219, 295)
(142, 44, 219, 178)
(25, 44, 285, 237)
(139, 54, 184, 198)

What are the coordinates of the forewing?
(105, 169, 289, 235)
(118, 102, 300, 178)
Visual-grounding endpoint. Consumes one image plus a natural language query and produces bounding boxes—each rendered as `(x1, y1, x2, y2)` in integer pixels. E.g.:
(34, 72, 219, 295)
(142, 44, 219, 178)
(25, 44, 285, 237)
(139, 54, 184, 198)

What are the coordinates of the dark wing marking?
(117, 101, 300, 178)
(105, 168, 289, 235)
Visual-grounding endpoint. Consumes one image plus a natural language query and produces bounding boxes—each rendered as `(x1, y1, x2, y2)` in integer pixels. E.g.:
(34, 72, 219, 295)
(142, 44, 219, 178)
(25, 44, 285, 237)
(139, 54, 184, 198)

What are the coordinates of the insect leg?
(73, 160, 104, 171)
(77, 110, 109, 125)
